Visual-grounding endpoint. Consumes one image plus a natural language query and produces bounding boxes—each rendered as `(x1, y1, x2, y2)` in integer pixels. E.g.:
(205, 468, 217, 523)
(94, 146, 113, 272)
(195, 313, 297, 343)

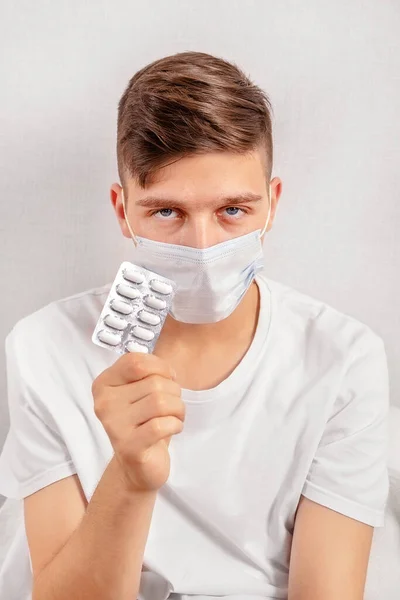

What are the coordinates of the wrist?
(108, 454, 157, 500)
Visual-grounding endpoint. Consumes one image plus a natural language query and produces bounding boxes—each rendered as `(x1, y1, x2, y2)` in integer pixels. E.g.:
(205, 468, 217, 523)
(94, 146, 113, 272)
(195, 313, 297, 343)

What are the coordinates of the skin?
(24, 147, 374, 599)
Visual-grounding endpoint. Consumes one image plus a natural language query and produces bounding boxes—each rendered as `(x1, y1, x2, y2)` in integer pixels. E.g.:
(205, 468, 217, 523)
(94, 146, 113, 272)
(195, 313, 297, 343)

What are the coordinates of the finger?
(103, 393, 185, 442)
(96, 352, 175, 388)
(93, 375, 181, 423)
(131, 416, 184, 455)
(132, 392, 186, 426)
(120, 375, 181, 406)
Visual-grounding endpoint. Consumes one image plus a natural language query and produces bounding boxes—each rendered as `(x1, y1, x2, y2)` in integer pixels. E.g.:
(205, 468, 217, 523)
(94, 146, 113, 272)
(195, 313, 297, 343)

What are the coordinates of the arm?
(288, 495, 374, 600)
(3, 327, 182, 599)
(289, 331, 390, 598)
(27, 455, 157, 600)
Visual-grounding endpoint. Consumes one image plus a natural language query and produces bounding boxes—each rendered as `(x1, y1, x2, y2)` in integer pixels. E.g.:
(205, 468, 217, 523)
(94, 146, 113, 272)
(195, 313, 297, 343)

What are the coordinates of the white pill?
(150, 279, 173, 295)
(123, 268, 145, 284)
(104, 313, 128, 331)
(97, 329, 122, 346)
(144, 295, 167, 311)
(125, 340, 149, 354)
(131, 325, 155, 341)
(110, 298, 133, 315)
(116, 283, 140, 300)
(138, 310, 161, 326)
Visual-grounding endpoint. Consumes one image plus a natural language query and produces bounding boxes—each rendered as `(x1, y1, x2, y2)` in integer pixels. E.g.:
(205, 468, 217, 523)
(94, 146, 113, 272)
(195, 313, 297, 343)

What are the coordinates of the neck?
(158, 281, 260, 350)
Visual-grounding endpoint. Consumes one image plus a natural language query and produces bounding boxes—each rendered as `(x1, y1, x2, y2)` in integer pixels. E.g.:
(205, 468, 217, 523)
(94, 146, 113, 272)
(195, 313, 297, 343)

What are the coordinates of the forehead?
(127, 149, 269, 208)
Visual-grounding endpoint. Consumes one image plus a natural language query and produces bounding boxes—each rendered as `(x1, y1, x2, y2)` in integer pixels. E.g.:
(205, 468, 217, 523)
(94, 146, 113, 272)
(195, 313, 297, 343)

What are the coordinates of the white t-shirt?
(0, 273, 390, 600)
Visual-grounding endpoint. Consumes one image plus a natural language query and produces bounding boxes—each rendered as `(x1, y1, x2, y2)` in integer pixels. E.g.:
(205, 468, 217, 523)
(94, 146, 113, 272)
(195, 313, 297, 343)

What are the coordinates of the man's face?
(112, 148, 281, 248)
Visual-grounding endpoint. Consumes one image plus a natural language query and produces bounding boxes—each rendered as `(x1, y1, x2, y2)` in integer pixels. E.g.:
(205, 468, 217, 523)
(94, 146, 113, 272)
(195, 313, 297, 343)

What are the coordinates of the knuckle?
(94, 401, 103, 419)
(179, 400, 186, 420)
(149, 376, 165, 394)
(93, 391, 110, 418)
(127, 352, 148, 375)
(150, 392, 167, 413)
(150, 417, 163, 435)
(91, 377, 101, 398)
(174, 383, 182, 397)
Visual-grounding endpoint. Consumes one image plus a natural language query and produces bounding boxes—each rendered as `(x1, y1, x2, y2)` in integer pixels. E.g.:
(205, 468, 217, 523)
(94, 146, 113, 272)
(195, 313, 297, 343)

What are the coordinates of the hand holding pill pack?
(92, 262, 176, 355)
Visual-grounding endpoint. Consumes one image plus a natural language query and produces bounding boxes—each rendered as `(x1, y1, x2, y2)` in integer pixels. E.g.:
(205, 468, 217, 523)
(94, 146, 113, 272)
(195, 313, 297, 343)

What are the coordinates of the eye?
(153, 208, 179, 219)
(222, 206, 246, 219)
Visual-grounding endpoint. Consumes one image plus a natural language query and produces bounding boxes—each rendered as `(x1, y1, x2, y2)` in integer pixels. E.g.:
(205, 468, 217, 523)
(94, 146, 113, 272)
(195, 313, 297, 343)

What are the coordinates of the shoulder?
(257, 273, 385, 365)
(6, 282, 112, 375)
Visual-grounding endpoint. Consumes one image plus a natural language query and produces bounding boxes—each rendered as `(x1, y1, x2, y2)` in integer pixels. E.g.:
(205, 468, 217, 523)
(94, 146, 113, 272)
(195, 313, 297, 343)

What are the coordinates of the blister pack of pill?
(92, 262, 176, 355)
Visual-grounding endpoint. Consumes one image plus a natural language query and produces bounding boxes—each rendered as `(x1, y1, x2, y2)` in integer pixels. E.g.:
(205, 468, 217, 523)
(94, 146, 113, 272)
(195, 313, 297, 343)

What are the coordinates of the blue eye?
(223, 207, 246, 219)
(225, 207, 240, 216)
(153, 208, 178, 219)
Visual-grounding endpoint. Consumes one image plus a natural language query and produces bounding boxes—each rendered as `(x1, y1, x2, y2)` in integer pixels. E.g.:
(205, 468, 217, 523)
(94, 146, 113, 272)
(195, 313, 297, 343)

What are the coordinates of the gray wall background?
(1, 1, 399, 465)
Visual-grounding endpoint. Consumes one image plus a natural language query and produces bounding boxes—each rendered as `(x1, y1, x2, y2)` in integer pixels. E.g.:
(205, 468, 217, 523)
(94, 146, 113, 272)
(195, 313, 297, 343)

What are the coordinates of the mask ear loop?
(259, 183, 272, 239)
(121, 188, 139, 246)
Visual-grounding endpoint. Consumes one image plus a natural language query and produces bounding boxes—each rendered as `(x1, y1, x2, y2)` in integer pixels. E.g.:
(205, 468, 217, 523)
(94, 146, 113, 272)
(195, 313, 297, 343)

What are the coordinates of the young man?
(0, 51, 389, 600)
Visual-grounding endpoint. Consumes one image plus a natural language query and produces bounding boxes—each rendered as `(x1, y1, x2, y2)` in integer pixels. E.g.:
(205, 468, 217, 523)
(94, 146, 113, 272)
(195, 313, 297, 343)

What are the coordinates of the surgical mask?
(120, 185, 272, 324)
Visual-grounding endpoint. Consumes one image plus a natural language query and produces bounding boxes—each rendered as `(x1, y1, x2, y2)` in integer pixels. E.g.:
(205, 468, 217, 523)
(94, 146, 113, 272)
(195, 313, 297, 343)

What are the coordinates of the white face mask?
(121, 185, 272, 324)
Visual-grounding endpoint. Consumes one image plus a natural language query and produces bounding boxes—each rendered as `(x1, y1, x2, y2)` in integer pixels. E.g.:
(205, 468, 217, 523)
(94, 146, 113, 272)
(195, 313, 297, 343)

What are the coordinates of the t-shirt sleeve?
(301, 330, 390, 527)
(0, 324, 77, 500)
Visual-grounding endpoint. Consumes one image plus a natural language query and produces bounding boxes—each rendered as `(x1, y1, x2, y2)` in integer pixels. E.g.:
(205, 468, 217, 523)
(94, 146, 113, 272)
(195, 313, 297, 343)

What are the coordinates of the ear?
(265, 177, 283, 233)
(110, 182, 131, 238)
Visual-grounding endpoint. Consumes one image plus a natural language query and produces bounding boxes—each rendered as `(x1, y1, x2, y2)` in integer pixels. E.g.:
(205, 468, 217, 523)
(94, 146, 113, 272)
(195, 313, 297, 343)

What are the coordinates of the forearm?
(32, 456, 157, 600)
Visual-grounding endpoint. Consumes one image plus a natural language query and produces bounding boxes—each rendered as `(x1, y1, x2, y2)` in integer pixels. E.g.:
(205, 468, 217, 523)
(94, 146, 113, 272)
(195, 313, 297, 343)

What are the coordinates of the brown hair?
(117, 51, 274, 192)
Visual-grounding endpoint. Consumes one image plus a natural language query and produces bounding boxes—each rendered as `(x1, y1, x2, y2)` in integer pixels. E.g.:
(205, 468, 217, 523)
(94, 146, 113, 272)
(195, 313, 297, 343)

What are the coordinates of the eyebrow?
(135, 192, 263, 209)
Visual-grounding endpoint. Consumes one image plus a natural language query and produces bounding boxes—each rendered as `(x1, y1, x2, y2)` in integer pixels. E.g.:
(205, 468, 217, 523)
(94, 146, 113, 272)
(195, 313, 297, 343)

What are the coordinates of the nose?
(182, 215, 220, 249)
